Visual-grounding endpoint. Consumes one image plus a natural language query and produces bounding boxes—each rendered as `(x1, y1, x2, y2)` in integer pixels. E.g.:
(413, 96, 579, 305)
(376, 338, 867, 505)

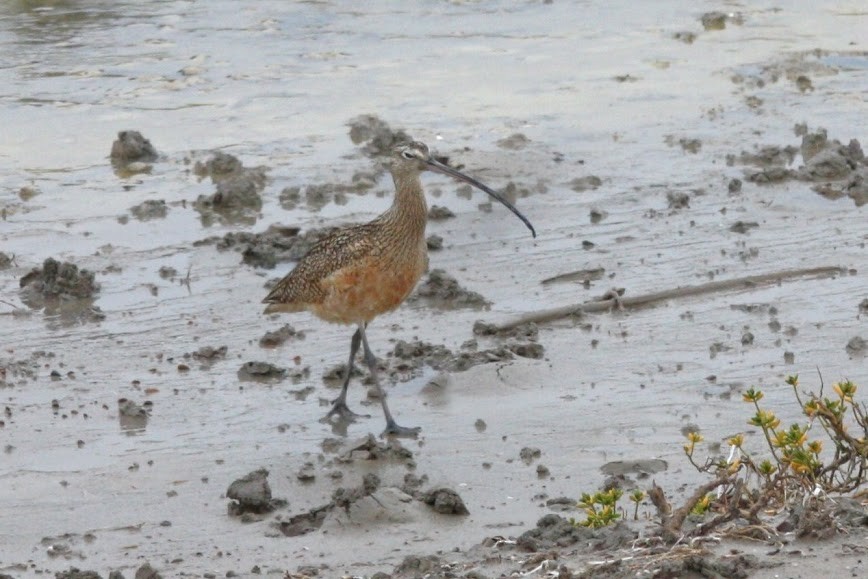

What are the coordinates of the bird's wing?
(262, 223, 379, 306)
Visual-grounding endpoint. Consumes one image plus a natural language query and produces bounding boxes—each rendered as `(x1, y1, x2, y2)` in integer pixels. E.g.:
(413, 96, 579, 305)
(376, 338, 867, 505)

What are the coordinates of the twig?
(691, 479, 744, 538)
(493, 266, 846, 331)
(653, 476, 736, 543)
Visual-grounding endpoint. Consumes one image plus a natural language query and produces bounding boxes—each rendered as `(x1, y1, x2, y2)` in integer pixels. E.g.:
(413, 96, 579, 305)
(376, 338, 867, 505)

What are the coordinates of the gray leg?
(358, 323, 421, 437)
(325, 327, 369, 421)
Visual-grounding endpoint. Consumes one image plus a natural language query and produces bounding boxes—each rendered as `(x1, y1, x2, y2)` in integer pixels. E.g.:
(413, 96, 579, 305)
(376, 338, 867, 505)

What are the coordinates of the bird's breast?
(311, 253, 426, 324)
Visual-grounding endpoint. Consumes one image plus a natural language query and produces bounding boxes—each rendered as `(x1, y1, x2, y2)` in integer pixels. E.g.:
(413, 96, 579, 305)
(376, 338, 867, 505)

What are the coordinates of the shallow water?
(1, 1, 866, 577)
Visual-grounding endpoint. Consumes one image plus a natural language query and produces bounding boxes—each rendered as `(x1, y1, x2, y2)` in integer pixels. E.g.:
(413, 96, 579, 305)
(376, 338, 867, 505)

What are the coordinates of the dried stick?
(652, 476, 736, 543)
(494, 266, 846, 331)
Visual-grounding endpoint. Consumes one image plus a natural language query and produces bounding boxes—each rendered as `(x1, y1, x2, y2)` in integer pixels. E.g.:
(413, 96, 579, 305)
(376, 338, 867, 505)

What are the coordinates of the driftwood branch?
(651, 476, 737, 544)
(494, 266, 846, 332)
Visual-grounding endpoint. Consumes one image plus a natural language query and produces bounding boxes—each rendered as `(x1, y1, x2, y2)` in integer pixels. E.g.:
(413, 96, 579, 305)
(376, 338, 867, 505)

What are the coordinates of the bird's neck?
(386, 173, 428, 236)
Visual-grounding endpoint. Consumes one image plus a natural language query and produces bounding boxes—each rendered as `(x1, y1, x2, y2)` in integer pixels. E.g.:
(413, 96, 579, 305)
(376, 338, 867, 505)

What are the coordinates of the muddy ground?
(1, 2, 866, 579)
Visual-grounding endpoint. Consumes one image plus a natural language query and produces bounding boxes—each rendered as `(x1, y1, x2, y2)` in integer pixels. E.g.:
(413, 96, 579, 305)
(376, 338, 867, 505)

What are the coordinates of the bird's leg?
(324, 327, 370, 422)
(358, 323, 421, 437)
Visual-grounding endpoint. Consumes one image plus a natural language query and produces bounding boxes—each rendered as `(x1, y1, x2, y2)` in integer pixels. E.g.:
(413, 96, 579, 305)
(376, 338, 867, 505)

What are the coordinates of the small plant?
(738, 376, 867, 494)
(570, 488, 623, 528)
(629, 489, 646, 520)
(651, 375, 866, 543)
(690, 493, 713, 515)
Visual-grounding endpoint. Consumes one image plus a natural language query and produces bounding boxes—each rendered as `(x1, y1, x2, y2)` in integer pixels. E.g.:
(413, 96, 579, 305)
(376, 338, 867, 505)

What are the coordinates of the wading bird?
(263, 141, 535, 435)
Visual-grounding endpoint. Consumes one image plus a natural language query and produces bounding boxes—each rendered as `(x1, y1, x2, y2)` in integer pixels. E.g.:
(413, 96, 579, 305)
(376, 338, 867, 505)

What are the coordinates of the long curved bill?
(425, 156, 537, 238)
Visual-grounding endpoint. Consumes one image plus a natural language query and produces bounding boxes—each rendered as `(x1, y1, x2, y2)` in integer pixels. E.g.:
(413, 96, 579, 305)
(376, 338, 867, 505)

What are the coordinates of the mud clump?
(54, 563, 162, 579)
(666, 190, 690, 209)
(421, 487, 469, 515)
(259, 324, 303, 348)
(621, 553, 762, 579)
(118, 398, 150, 431)
(428, 205, 455, 220)
(279, 178, 375, 211)
(20, 258, 99, 302)
(426, 234, 443, 250)
(392, 555, 442, 578)
(227, 468, 284, 516)
(183, 345, 228, 370)
(473, 321, 539, 340)
(200, 171, 265, 210)
(187, 345, 228, 362)
(386, 337, 544, 381)
(19, 258, 104, 323)
(198, 224, 338, 269)
(193, 152, 267, 225)
(517, 514, 637, 552)
(729, 220, 759, 234)
(129, 199, 168, 221)
(731, 145, 798, 168)
(520, 447, 542, 464)
(700, 11, 730, 31)
(391, 340, 453, 369)
(348, 114, 412, 158)
(237, 361, 288, 382)
(275, 504, 331, 538)
(845, 336, 865, 357)
(334, 434, 414, 463)
(409, 269, 490, 309)
(193, 151, 243, 178)
(333, 473, 382, 508)
(776, 500, 842, 539)
(55, 569, 102, 579)
(570, 175, 602, 192)
(496, 133, 531, 150)
(0, 252, 12, 269)
(731, 127, 868, 206)
(110, 130, 158, 163)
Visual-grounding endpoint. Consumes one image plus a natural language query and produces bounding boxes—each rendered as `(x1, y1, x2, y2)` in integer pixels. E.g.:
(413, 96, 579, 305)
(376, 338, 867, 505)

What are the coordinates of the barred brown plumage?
(263, 141, 535, 436)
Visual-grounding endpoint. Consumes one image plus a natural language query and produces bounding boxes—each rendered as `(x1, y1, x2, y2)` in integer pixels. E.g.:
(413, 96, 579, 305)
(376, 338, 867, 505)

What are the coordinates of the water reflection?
(1, 1, 125, 45)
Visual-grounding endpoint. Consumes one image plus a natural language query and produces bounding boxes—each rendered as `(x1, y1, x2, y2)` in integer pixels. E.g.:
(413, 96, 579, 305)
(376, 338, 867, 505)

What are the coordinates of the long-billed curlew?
(263, 141, 535, 436)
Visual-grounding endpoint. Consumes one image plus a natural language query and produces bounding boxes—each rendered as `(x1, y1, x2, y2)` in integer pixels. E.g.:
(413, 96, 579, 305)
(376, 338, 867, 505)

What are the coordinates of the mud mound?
(421, 487, 469, 515)
(54, 563, 162, 579)
(279, 175, 377, 211)
(348, 114, 412, 158)
(193, 152, 267, 225)
(226, 468, 285, 516)
(129, 199, 168, 221)
(729, 126, 868, 205)
(19, 258, 99, 302)
(193, 151, 243, 178)
(197, 224, 338, 269)
(409, 269, 490, 309)
(384, 337, 544, 382)
(19, 258, 104, 324)
(110, 130, 158, 163)
(259, 324, 303, 347)
(517, 514, 637, 552)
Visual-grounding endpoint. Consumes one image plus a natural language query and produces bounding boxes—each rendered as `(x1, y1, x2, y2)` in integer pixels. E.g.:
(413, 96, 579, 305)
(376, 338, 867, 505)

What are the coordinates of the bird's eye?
(401, 150, 415, 160)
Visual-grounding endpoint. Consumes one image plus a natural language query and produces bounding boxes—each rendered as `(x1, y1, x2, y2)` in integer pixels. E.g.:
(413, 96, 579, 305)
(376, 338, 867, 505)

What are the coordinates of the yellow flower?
(833, 381, 856, 402)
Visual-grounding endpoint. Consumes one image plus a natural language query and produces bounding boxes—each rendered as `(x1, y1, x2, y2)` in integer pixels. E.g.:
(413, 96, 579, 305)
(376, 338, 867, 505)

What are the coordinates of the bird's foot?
(324, 399, 370, 422)
(382, 420, 421, 438)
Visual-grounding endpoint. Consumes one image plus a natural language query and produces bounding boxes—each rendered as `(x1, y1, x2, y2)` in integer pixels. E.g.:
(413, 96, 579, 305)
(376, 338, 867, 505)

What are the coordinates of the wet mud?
(1, 2, 866, 579)
(199, 224, 340, 269)
(731, 126, 868, 205)
(192, 152, 268, 226)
